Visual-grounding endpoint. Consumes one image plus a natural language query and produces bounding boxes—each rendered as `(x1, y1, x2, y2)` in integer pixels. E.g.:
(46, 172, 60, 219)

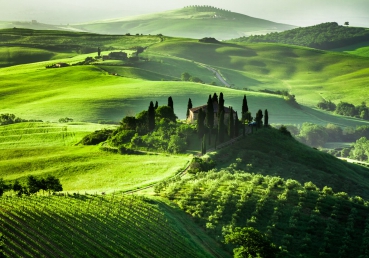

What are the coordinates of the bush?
(188, 157, 216, 174)
(81, 129, 113, 145)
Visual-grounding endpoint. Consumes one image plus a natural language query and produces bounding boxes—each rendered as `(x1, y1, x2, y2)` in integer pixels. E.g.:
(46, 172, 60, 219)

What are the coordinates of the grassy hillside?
(208, 128, 369, 199)
(156, 169, 369, 257)
(229, 22, 369, 50)
(0, 122, 190, 193)
(333, 41, 369, 57)
(0, 194, 219, 258)
(74, 6, 294, 40)
(148, 39, 369, 106)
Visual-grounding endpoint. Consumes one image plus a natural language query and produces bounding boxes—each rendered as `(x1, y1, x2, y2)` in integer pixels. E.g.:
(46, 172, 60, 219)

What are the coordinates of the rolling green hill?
(73, 6, 295, 40)
(157, 168, 369, 257)
(229, 22, 369, 50)
(0, 122, 190, 193)
(148, 39, 369, 106)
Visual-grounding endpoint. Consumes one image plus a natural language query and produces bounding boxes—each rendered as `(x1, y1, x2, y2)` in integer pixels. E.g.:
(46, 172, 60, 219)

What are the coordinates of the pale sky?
(0, 0, 368, 27)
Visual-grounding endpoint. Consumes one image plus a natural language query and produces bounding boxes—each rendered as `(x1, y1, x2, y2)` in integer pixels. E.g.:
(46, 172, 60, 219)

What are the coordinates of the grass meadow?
(148, 40, 369, 106)
(0, 122, 191, 193)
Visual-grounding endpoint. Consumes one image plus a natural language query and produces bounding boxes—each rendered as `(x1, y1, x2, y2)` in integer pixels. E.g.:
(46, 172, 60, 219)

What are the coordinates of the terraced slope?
(0, 194, 217, 258)
(74, 6, 294, 39)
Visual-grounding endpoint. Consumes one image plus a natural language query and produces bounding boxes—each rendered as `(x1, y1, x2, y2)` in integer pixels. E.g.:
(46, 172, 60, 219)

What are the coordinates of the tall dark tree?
(228, 107, 234, 138)
(206, 95, 214, 145)
(168, 96, 174, 110)
(97, 47, 101, 57)
(242, 95, 249, 122)
(212, 93, 218, 103)
(234, 112, 239, 137)
(148, 101, 156, 131)
(218, 110, 225, 143)
(27, 175, 40, 194)
(197, 108, 205, 138)
(154, 101, 159, 110)
(255, 109, 263, 128)
(45, 175, 63, 193)
(186, 98, 193, 119)
(218, 92, 225, 115)
(264, 109, 269, 127)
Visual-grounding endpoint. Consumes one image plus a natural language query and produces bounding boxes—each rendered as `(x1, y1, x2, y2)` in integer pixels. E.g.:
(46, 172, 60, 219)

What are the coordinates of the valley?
(1, 6, 369, 257)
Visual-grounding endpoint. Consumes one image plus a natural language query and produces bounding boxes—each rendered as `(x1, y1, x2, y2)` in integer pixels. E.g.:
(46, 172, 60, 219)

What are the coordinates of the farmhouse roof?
(190, 102, 232, 113)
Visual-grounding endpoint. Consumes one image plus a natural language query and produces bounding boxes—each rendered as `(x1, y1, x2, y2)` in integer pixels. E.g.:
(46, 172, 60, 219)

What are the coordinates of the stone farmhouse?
(187, 101, 237, 126)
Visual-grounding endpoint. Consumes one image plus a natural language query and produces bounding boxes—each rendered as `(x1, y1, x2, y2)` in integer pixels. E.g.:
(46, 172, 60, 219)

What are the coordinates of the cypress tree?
(197, 108, 205, 138)
(255, 109, 263, 128)
(186, 98, 193, 119)
(242, 95, 249, 122)
(228, 107, 234, 138)
(234, 111, 239, 137)
(218, 110, 225, 143)
(264, 109, 269, 127)
(212, 93, 218, 103)
(148, 101, 155, 131)
(206, 95, 214, 129)
(218, 92, 225, 115)
(168, 96, 174, 110)
(154, 101, 159, 110)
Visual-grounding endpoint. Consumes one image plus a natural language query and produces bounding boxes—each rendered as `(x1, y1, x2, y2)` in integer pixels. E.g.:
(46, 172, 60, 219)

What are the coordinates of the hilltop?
(229, 22, 369, 50)
(72, 6, 295, 40)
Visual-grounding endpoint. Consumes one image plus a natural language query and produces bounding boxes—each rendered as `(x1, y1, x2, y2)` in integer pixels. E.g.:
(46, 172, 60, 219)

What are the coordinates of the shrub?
(81, 129, 113, 145)
(304, 181, 319, 191)
(286, 179, 301, 190)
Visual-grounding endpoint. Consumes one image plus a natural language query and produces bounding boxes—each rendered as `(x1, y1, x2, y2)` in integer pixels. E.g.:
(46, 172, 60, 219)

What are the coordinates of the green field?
(0, 122, 190, 193)
(148, 40, 369, 106)
(333, 41, 369, 57)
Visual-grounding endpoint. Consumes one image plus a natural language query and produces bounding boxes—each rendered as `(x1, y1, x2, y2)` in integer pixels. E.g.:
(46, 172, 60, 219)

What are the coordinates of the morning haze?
(2, 0, 369, 257)
(0, 0, 368, 26)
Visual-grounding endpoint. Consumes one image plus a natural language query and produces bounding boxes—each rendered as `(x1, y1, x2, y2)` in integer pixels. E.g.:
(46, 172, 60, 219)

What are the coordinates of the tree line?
(232, 22, 369, 50)
(0, 175, 62, 197)
(317, 100, 369, 120)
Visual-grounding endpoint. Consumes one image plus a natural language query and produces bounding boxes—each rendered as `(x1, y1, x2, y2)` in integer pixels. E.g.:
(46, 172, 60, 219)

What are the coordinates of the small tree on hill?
(228, 107, 234, 138)
(186, 98, 193, 119)
(197, 108, 206, 138)
(218, 110, 225, 143)
(168, 96, 174, 110)
(27, 175, 40, 194)
(255, 109, 263, 128)
(264, 109, 269, 127)
(206, 95, 214, 144)
(154, 101, 159, 110)
(242, 95, 249, 122)
(212, 93, 218, 103)
(97, 47, 101, 57)
(181, 72, 191, 81)
(234, 112, 239, 137)
(225, 227, 279, 258)
(148, 101, 156, 131)
(218, 92, 225, 115)
(45, 175, 63, 193)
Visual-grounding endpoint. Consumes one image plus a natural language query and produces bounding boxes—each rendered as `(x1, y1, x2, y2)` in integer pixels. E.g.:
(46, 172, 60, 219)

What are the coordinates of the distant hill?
(230, 22, 369, 50)
(72, 6, 295, 40)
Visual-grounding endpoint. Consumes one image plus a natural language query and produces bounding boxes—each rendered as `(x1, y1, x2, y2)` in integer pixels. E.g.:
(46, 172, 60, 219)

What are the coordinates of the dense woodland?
(231, 22, 369, 50)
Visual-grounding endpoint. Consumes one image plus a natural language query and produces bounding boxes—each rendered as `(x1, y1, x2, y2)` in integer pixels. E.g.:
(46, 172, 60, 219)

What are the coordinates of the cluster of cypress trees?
(193, 93, 270, 155)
